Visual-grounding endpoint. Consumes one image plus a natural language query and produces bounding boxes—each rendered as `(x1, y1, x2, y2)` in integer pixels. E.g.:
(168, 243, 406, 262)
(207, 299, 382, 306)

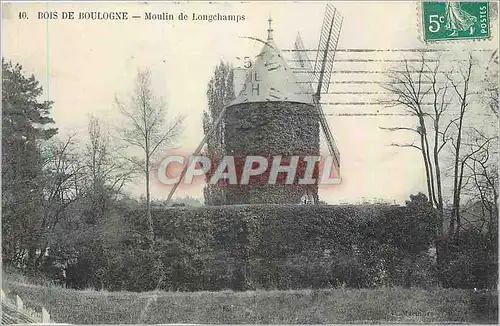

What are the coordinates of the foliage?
(223, 102, 320, 204)
(2, 58, 58, 272)
(54, 195, 441, 292)
(152, 196, 204, 207)
(203, 61, 235, 205)
(356, 193, 438, 287)
(439, 229, 498, 289)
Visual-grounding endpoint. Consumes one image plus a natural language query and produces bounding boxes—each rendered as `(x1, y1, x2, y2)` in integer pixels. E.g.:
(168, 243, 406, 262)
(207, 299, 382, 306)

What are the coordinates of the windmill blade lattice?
(315, 99, 341, 173)
(293, 33, 314, 93)
(313, 3, 343, 96)
(305, 2, 342, 174)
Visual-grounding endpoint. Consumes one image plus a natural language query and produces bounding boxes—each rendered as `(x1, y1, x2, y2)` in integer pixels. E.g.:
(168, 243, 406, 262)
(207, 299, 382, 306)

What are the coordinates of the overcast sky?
(2, 1, 498, 204)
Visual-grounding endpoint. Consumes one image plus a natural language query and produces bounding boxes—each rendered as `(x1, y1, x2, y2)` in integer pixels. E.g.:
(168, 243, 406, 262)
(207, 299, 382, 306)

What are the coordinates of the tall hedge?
(95, 203, 436, 292)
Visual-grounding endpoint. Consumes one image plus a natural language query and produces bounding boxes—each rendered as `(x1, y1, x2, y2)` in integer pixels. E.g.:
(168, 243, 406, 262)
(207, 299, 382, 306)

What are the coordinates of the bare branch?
(379, 126, 420, 133)
(388, 142, 422, 150)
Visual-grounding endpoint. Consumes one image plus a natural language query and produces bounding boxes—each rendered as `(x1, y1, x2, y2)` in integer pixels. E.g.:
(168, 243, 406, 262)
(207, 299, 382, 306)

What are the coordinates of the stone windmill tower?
(166, 5, 342, 206)
(223, 18, 320, 204)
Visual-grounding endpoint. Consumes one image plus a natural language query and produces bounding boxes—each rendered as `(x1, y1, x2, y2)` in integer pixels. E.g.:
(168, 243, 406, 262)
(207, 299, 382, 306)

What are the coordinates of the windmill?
(293, 2, 342, 177)
(166, 3, 343, 204)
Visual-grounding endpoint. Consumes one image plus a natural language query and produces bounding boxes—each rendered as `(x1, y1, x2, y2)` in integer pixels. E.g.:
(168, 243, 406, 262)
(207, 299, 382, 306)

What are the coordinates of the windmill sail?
(166, 106, 228, 204)
(315, 100, 340, 173)
(313, 3, 343, 95)
(311, 3, 343, 175)
(293, 32, 314, 94)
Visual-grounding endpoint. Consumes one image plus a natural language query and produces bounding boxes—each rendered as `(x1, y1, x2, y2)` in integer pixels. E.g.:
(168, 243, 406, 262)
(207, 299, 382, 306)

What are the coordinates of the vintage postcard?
(1, 1, 498, 324)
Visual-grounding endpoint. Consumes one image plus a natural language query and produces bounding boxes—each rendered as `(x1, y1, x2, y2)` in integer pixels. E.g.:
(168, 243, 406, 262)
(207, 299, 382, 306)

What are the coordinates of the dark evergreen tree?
(2, 58, 58, 272)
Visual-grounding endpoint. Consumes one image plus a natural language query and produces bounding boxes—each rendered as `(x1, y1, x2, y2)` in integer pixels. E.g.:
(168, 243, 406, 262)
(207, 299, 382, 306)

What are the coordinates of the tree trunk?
(450, 58, 472, 240)
(419, 129, 434, 203)
(145, 163, 154, 243)
(144, 128, 154, 243)
(420, 117, 438, 207)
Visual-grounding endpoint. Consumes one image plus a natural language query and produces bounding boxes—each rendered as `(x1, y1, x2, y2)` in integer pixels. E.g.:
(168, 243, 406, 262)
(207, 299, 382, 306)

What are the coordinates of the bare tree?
(379, 55, 452, 237)
(38, 135, 85, 270)
(483, 50, 499, 117)
(116, 69, 184, 242)
(460, 51, 499, 239)
(461, 128, 498, 235)
(380, 53, 480, 275)
(446, 56, 473, 238)
(82, 115, 133, 223)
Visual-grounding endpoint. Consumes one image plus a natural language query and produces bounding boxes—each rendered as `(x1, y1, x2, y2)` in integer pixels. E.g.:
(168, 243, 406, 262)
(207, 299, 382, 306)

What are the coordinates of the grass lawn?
(2, 280, 497, 324)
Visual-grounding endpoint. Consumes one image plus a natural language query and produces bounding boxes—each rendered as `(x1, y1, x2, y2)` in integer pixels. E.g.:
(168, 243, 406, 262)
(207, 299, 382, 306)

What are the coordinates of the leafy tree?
(203, 61, 235, 205)
(2, 58, 57, 272)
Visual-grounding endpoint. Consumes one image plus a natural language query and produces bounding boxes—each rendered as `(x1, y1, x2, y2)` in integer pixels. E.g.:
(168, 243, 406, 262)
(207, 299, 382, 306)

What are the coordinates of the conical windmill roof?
(229, 19, 313, 106)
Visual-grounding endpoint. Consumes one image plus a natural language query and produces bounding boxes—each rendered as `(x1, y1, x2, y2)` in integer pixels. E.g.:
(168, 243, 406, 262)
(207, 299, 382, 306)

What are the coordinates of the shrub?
(87, 202, 433, 291)
(55, 195, 442, 292)
(439, 230, 498, 289)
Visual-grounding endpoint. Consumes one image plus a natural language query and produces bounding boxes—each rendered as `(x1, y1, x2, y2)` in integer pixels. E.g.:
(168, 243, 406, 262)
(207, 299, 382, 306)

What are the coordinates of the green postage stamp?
(421, 1, 490, 42)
